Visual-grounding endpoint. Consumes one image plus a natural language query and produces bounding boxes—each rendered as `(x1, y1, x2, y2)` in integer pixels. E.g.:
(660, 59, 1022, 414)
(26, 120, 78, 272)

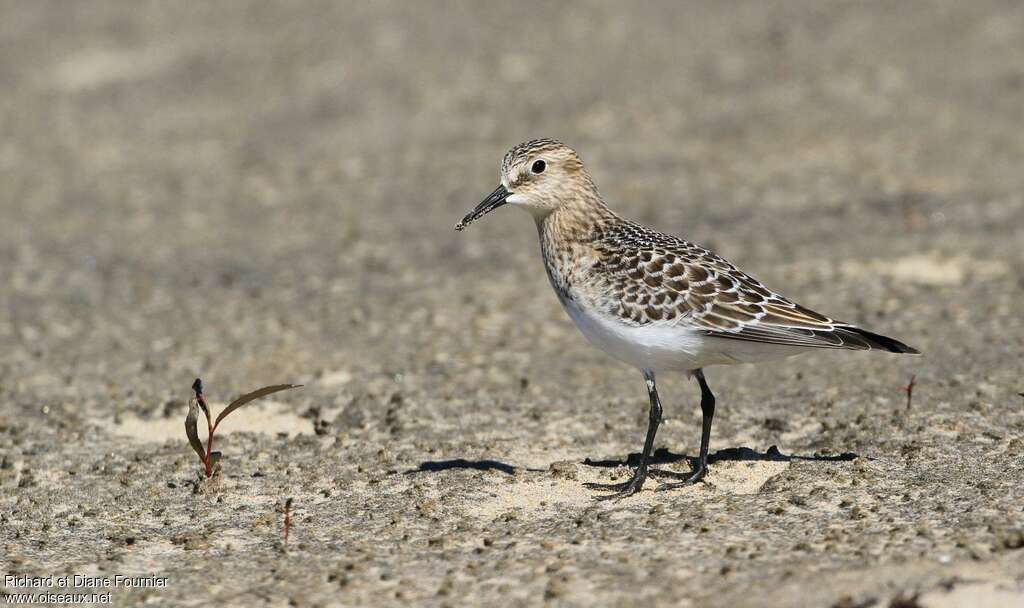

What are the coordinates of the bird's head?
(456, 139, 596, 230)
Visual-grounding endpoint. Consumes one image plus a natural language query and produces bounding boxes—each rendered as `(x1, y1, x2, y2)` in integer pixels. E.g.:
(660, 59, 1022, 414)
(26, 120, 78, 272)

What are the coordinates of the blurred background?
(3, 0, 1021, 406)
(1, 1, 1022, 605)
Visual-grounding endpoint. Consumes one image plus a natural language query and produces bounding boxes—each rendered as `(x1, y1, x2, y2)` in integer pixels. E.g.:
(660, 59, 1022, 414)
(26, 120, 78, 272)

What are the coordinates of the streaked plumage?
(457, 138, 918, 499)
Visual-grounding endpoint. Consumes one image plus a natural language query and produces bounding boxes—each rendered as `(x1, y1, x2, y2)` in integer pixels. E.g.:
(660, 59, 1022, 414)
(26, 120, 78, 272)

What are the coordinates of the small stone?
(548, 460, 577, 480)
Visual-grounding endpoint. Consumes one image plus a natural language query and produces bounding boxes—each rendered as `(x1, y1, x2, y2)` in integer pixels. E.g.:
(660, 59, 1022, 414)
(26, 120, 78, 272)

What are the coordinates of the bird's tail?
(837, 326, 920, 354)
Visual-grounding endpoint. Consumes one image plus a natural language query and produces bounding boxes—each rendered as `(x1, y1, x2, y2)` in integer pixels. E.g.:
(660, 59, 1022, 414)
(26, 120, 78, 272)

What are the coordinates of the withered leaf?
(197, 397, 212, 428)
(185, 397, 206, 463)
(192, 378, 212, 428)
(214, 384, 302, 428)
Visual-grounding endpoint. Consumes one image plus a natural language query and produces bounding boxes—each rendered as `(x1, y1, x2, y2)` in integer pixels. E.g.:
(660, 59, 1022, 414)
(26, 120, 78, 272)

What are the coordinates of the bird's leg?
(658, 369, 715, 490)
(585, 369, 662, 499)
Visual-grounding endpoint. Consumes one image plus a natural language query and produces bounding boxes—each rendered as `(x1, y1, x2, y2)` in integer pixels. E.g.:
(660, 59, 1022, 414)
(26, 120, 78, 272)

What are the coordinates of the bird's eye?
(531, 159, 546, 174)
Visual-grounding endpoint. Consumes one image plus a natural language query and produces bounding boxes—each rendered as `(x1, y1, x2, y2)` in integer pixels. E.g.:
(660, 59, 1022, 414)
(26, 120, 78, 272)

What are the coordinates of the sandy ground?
(2, 1, 1023, 606)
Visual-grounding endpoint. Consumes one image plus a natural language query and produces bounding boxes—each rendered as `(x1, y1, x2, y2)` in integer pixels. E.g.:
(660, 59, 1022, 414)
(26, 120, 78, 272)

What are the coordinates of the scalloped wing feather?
(588, 221, 917, 354)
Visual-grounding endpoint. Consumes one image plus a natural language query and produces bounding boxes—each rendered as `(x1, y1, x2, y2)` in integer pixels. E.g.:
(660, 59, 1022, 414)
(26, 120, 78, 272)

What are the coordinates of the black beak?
(455, 185, 509, 231)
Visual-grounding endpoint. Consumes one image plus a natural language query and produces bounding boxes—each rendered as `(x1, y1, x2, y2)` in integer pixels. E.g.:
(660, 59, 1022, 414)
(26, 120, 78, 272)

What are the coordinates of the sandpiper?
(456, 138, 918, 499)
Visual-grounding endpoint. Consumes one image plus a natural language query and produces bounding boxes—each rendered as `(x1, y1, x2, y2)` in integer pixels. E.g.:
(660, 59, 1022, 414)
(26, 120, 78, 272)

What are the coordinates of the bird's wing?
(590, 223, 917, 353)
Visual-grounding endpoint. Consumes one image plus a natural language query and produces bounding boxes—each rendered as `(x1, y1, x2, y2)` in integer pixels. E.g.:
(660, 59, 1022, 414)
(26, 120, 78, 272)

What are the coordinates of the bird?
(455, 138, 919, 499)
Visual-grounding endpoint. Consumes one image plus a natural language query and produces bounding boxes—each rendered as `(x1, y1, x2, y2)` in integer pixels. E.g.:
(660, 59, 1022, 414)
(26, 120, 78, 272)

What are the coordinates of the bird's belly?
(559, 295, 707, 371)
(558, 295, 802, 371)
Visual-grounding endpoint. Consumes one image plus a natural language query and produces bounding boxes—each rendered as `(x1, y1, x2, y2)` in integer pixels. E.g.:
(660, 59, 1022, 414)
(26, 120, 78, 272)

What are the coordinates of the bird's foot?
(584, 467, 647, 500)
(655, 465, 707, 491)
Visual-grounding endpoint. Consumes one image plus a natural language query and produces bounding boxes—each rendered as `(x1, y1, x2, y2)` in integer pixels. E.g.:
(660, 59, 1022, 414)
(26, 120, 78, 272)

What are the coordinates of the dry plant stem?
(904, 374, 917, 410)
(284, 498, 293, 546)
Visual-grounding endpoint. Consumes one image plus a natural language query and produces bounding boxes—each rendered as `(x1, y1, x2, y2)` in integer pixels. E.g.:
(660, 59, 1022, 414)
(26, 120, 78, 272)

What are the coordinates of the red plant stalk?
(196, 390, 215, 478)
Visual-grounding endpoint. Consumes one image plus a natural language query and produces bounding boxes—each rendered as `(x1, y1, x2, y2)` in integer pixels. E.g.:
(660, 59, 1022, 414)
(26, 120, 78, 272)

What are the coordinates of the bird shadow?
(407, 446, 856, 478)
(582, 445, 859, 471)
(406, 458, 545, 476)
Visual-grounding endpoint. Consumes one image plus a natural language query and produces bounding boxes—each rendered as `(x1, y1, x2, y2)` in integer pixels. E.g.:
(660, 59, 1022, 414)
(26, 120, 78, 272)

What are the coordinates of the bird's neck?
(536, 193, 617, 298)
(535, 191, 616, 243)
